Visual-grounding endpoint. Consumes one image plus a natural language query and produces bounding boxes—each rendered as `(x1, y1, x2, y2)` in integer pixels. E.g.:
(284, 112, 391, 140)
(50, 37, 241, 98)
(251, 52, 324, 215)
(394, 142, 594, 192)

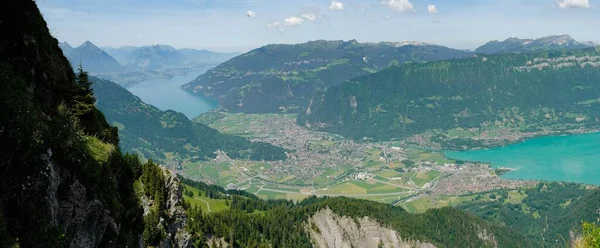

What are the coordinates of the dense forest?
(183, 40, 474, 113)
(91, 77, 287, 162)
(300, 47, 600, 145)
(179, 177, 537, 248)
(459, 182, 600, 247)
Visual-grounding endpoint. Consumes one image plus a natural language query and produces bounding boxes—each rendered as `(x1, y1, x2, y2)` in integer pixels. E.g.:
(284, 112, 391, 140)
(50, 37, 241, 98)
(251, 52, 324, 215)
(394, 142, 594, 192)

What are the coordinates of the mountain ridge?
(299, 46, 600, 148)
(64, 40, 125, 73)
(182, 39, 475, 113)
(475, 34, 595, 54)
(102, 44, 240, 69)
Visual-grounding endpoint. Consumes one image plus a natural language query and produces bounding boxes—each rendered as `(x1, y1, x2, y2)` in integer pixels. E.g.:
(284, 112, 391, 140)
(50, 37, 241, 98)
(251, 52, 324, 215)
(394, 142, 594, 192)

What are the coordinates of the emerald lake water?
(126, 70, 217, 119)
(444, 132, 600, 185)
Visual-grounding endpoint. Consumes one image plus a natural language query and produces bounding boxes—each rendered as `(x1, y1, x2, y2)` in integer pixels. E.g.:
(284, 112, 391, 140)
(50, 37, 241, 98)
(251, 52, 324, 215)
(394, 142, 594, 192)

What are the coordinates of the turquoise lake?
(126, 70, 217, 119)
(444, 132, 600, 185)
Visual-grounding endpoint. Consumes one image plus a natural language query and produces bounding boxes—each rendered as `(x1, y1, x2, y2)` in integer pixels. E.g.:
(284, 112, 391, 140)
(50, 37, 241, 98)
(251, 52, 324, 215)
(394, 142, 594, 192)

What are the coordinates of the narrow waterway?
(126, 70, 217, 119)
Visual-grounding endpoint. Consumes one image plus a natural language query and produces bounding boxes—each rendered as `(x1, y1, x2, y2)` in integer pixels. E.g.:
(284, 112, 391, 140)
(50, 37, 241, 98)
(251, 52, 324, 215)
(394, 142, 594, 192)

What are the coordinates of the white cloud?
(284, 16, 304, 27)
(246, 10, 257, 18)
(265, 21, 281, 28)
(329, 1, 345, 11)
(265, 21, 284, 32)
(557, 0, 590, 9)
(381, 0, 415, 12)
(301, 13, 317, 21)
(428, 4, 437, 14)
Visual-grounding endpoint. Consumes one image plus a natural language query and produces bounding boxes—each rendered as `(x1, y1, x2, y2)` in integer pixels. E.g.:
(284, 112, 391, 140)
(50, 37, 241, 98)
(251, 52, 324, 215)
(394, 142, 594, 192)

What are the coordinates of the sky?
(37, 0, 600, 52)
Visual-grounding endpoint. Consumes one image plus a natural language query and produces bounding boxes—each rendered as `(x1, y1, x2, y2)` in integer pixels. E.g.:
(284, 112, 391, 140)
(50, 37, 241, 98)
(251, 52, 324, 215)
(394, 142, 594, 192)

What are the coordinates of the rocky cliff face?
(306, 208, 436, 248)
(139, 168, 192, 248)
(43, 150, 120, 248)
(1, 1, 143, 246)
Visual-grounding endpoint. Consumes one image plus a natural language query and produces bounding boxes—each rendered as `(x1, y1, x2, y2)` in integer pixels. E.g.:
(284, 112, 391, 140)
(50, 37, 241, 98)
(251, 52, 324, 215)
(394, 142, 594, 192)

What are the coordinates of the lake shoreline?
(444, 131, 600, 185)
(126, 69, 218, 119)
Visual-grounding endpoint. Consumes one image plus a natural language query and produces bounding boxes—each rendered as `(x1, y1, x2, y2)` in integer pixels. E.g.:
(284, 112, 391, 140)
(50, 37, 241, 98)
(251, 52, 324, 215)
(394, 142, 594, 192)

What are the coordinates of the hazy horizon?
(39, 0, 600, 53)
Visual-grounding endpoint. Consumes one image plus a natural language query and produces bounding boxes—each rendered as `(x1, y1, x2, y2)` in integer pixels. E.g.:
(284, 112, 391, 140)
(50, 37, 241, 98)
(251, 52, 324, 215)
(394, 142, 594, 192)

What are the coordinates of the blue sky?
(37, 0, 599, 52)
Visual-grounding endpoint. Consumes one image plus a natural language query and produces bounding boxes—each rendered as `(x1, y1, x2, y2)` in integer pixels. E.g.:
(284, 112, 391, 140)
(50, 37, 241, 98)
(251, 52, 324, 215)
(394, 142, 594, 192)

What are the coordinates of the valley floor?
(169, 112, 542, 212)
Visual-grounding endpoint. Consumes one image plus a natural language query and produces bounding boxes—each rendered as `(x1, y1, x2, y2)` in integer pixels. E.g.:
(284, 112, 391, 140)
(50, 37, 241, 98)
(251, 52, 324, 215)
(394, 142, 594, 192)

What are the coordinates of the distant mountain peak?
(537, 34, 576, 44)
(64, 40, 124, 73)
(81, 40, 96, 47)
(504, 37, 524, 42)
(476, 34, 592, 54)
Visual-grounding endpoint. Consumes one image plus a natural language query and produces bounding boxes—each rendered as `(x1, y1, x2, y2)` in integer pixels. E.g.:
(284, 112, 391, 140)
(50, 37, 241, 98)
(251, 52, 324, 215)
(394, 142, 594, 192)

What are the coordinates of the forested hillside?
(300, 47, 600, 147)
(459, 183, 600, 247)
(0, 1, 141, 245)
(91, 77, 287, 162)
(178, 177, 537, 247)
(182, 40, 474, 113)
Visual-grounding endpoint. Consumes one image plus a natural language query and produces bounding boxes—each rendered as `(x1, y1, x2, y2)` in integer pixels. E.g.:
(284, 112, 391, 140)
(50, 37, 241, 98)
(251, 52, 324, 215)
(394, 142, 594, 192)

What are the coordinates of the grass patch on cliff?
(85, 136, 115, 163)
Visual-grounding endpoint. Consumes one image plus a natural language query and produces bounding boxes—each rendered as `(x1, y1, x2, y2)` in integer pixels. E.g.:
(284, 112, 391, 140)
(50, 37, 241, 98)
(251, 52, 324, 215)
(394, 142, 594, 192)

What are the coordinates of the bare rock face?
(57, 180, 118, 248)
(306, 208, 436, 248)
(44, 152, 118, 248)
(44, 157, 60, 227)
(158, 168, 193, 248)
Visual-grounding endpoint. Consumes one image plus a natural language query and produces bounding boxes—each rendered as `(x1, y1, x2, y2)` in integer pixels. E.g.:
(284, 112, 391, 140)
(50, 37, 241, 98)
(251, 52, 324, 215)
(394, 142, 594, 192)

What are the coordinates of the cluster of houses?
(352, 172, 373, 180)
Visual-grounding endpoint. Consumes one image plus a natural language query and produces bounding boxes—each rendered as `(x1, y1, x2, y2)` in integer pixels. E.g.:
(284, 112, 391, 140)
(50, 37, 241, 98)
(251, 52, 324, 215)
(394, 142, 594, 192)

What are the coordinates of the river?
(445, 132, 600, 185)
(126, 70, 217, 119)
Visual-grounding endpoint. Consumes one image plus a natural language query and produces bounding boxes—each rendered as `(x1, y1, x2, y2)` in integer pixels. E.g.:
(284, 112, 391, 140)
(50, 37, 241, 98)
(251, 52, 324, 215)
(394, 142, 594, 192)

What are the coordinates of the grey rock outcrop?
(306, 208, 436, 248)
(43, 150, 119, 248)
(142, 168, 192, 248)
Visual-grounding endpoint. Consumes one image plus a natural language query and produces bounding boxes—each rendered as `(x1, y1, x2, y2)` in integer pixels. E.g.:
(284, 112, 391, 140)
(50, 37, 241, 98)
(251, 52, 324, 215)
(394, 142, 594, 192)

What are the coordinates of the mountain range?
(58, 41, 239, 73)
(59, 41, 125, 73)
(3, 0, 600, 247)
(102, 44, 240, 69)
(0, 2, 541, 246)
(298, 46, 600, 148)
(182, 40, 475, 113)
(183, 35, 597, 114)
(475, 34, 596, 54)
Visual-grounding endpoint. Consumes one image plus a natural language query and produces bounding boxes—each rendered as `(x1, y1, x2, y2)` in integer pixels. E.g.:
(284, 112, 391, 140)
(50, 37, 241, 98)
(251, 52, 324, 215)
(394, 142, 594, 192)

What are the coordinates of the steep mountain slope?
(182, 40, 475, 113)
(59, 41, 74, 57)
(0, 1, 141, 246)
(91, 76, 287, 162)
(476, 35, 595, 54)
(65, 41, 124, 73)
(102, 45, 239, 69)
(299, 47, 600, 147)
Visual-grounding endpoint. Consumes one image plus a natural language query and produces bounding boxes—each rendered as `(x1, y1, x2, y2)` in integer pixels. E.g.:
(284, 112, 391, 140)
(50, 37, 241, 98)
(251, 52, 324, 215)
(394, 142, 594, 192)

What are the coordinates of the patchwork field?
(177, 112, 527, 209)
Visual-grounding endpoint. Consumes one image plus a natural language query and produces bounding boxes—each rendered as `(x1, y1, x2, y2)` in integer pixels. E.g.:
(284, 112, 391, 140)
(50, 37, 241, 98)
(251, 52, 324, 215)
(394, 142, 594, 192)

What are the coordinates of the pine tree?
(73, 65, 95, 118)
